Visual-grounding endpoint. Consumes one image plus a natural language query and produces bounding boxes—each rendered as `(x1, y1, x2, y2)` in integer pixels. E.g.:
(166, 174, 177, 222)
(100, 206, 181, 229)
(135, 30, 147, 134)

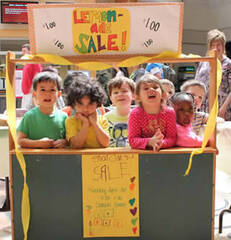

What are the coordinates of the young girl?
(171, 92, 203, 147)
(65, 75, 110, 149)
(128, 74, 176, 152)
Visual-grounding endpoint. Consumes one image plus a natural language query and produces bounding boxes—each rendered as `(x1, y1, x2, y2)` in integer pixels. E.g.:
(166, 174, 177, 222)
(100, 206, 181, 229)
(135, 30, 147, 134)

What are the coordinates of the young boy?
(104, 76, 135, 147)
(161, 79, 175, 105)
(65, 76, 110, 149)
(17, 71, 68, 148)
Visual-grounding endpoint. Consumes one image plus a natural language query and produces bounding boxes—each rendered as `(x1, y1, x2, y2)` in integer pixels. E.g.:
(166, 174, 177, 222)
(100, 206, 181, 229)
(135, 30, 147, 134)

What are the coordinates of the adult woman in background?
(195, 29, 231, 120)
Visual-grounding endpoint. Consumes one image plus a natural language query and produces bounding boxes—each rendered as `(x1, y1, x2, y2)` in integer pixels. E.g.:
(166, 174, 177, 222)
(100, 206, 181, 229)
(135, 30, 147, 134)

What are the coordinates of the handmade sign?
(82, 153, 139, 237)
(28, 3, 183, 56)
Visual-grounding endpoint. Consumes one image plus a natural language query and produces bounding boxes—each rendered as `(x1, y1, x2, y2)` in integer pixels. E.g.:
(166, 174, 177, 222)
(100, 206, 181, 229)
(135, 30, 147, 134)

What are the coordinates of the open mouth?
(148, 95, 156, 99)
(44, 99, 52, 102)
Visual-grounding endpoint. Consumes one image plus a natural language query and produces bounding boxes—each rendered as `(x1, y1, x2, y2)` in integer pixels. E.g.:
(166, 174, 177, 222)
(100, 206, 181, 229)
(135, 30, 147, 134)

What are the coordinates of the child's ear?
(57, 91, 62, 98)
(32, 91, 36, 98)
(134, 94, 140, 103)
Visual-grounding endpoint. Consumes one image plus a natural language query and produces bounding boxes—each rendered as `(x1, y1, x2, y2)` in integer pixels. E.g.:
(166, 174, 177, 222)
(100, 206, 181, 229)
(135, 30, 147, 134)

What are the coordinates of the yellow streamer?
(184, 59, 222, 175)
(76, 62, 112, 71)
(6, 55, 30, 240)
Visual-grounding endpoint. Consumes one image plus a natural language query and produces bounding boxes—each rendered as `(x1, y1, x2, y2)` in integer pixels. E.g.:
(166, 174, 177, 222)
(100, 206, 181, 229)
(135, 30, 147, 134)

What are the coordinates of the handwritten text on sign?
(82, 154, 139, 237)
(72, 8, 130, 54)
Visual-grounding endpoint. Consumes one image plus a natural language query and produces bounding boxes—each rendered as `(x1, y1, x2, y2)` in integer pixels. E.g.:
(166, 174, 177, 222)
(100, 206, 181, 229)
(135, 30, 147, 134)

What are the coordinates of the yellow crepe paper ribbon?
(29, 51, 181, 70)
(6, 55, 30, 240)
(5, 50, 219, 240)
(184, 58, 222, 175)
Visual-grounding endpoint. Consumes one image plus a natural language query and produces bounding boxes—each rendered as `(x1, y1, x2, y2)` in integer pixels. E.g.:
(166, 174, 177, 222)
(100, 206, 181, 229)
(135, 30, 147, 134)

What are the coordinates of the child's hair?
(180, 79, 206, 93)
(66, 77, 107, 108)
(22, 43, 30, 51)
(130, 68, 145, 82)
(170, 92, 195, 110)
(33, 71, 62, 91)
(63, 72, 89, 94)
(107, 76, 135, 96)
(161, 79, 175, 92)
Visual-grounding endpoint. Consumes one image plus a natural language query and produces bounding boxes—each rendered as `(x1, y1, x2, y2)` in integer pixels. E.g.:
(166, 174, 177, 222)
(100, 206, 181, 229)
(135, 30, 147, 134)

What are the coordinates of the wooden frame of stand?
(7, 51, 217, 240)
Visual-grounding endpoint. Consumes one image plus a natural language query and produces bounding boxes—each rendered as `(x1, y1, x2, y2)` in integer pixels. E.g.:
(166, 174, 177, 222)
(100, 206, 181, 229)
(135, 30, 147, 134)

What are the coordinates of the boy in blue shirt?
(17, 71, 67, 148)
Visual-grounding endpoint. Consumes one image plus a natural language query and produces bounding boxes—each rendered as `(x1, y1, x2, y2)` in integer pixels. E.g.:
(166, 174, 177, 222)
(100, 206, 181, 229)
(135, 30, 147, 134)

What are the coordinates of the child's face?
(162, 84, 174, 100)
(33, 81, 60, 108)
(73, 96, 97, 117)
(137, 82, 163, 106)
(110, 83, 134, 108)
(174, 101, 194, 127)
(185, 86, 205, 110)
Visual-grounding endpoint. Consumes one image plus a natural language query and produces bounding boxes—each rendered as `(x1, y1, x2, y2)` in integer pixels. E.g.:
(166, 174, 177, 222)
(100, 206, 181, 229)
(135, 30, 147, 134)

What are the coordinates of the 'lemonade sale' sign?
(72, 8, 130, 54)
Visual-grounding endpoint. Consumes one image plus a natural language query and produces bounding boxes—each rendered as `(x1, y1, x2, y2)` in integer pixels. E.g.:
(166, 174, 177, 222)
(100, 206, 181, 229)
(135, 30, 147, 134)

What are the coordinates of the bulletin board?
(27, 2, 183, 56)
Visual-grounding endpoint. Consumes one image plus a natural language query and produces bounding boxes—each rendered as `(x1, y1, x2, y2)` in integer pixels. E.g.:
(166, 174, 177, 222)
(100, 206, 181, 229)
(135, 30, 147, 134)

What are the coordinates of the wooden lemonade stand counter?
(6, 2, 219, 240)
(10, 147, 216, 240)
(7, 49, 218, 240)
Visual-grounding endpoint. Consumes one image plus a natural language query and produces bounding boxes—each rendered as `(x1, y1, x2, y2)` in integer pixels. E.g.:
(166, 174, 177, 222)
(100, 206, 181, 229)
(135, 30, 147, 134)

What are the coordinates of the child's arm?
(89, 112, 110, 147)
(161, 108, 177, 148)
(17, 131, 54, 148)
(128, 110, 150, 149)
(68, 113, 89, 149)
(53, 139, 68, 148)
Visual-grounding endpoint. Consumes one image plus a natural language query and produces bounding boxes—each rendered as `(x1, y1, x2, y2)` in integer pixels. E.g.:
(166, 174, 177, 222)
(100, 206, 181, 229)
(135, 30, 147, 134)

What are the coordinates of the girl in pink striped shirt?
(128, 74, 177, 151)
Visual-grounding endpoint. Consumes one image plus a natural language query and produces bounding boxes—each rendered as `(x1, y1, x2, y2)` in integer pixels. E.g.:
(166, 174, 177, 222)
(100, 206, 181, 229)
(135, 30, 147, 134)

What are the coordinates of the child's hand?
(148, 129, 164, 152)
(88, 112, 97, 126)
(53, 139, 67, 148)
(75, 113, 89, 126)
(38, 137, 54, 148)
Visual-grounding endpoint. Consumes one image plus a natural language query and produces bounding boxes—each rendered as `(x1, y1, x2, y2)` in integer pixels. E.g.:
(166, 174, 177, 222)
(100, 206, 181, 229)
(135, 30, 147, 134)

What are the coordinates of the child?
(180, 79, 209, 135)
(104, 76, 135, 147)
(65, 76, 110, 149)
(161, 79, 175, 104)
(17, 71, 67, 148)
(128, 74, 176, 152)
(171, 92, 203, 147)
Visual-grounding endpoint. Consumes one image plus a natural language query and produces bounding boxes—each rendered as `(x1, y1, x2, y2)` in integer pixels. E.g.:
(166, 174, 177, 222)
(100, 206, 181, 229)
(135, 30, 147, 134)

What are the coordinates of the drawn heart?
(131, 217, 138, 226)
(129, 183, 135, 190)
(130, 207, 137, 216)
(132, 226, 137, 234)
(129, 198, 136, 206)
(130, 176, 136, 183)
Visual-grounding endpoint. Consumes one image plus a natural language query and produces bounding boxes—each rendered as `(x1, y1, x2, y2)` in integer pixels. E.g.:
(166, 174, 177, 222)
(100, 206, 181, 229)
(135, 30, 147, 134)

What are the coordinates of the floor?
(0, 169, 231, 240)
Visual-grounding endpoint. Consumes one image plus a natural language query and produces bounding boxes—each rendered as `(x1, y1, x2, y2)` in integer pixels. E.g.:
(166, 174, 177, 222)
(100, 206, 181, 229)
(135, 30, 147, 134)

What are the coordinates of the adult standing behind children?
(17, 71, 67, 148)
(21, 43, 42, 110)
(128, 74, 176, 151)
(195, 29, 231, 120)
(104, 76, 135, 147)
(65, 76, 110, 149)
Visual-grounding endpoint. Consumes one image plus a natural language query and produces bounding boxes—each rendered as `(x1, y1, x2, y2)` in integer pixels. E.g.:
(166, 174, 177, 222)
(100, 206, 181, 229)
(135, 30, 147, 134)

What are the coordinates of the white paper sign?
(28, 3, 183, 57)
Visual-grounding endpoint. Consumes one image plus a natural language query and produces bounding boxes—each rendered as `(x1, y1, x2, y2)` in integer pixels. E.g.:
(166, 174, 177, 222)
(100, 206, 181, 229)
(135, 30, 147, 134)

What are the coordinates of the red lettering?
(108, 34, 118, 51)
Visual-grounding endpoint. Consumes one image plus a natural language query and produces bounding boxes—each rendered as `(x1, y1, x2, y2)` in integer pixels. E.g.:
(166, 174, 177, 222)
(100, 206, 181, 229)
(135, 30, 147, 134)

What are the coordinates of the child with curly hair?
(65, 76, 110, 148)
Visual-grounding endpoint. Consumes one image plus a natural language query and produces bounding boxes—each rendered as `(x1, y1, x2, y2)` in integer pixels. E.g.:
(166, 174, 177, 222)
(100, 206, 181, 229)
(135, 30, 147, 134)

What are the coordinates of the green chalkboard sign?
(12, 152, 214, 240)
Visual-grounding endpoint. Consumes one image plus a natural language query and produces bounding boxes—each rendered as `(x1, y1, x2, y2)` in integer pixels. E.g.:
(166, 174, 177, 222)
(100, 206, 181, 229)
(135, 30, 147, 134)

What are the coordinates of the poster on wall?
(82, 153, 139, 238)
(28, 3, 183, 57)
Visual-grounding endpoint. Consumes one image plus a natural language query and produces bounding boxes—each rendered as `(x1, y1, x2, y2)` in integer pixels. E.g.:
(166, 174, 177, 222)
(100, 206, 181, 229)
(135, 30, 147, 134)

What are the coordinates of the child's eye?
(40, 88, 46, 92)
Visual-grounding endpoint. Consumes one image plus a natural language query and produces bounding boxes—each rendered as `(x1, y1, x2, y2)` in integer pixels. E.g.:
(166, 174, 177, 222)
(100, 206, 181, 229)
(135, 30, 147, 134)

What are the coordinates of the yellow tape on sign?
(6, 55, 30, 240)
(184, 59, 222, 176)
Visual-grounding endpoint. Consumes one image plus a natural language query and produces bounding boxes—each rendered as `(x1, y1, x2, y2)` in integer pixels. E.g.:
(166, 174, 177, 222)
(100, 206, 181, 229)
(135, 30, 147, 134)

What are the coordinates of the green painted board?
(12, 152, 214, 240)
